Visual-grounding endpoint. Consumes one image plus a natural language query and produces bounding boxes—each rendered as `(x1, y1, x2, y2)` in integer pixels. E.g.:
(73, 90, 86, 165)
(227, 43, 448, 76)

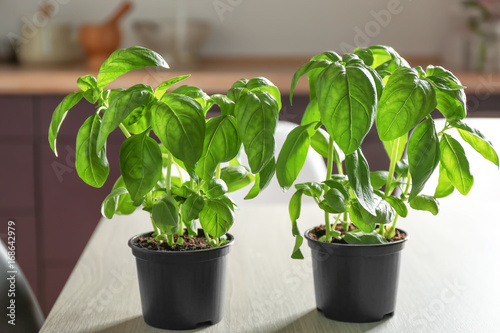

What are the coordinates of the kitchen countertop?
(2, 57, 500, 95)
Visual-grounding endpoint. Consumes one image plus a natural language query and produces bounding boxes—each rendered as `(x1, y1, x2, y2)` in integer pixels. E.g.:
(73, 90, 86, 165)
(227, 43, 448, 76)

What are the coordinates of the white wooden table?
(41, 118, 500, 332)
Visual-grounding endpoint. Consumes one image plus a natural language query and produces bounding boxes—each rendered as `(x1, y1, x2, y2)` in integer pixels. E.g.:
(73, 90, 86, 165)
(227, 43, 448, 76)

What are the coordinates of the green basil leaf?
(370, 171, 389, 190)
(75, 114, 109, 188)
(195, 115, 241, 180)
(323, 179, 350, 199)
(301, 99, 321, 128)
(96, 85, 153, 152)
(152, 196, 179, 234)
(235, 90, 279, 173)
(220, 165, 254, 193)
(343, 230, 388, 244)
(347, 202, 376, 233)
(170, 85, 213, 113)
(425, 66, 466, 121)
(77, 74, 98, 91)
(111, 176, 137, 214)
(385, 196, 408, 217)
(452, 120, 499, 167)
(434, 163, 455, 198)
(440, 134, 474, 195)
(290, 59, 331, 102)
(408, 118, 440, 200)
(409, 195, 439, 215)
(317, 62, 378, 155)
(324, 188, 346, 213)
(97, 46, 168, 89)
(276, 123, 314, 190)
(123, 106, 151, 134)
(289, 190, 304, 259)
(244, 158, 275, 200)
(181, 192, 205, 222)
(246, 77, 282, 110)
(211, 94, 235, 116)
(152, 94, 205, 165)
(48, 91, 84, 156)
(199, 198, 234, 238)
(154, 74, 191, 99)
(311, 51, 341, 62)
(204, 178, 228, 198)
(377, 67, 437, 141)
(346, 149, 377, 215)
(295, 182, 323, 198)
(101, 187, 127, 219)
(426, 65, 466, 89)
(355, 45, 409, 75)
(119, 130, 163, 204)
(395, 160, 409, 178)
(382, 133, 408, 161)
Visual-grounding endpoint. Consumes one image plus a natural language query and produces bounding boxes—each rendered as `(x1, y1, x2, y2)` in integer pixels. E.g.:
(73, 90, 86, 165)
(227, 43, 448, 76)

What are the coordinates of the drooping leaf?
(152, 94, 205, 165)
(376, 67, 437, 141)
(440, 134, 474, 195)
(276, 123, 314, 190)
(119, 130, 163, 204)
(289, 190, 304, 259)
(385, 196, 408, 217)
(295, 182, 322, 198)
(434, 163, 455, 198)
(452, 120, 499, 167)
(245, 158, 275, 199)
(426, 65, 466, 121)
(408, 118, 440, 200)
(111, 176, 137, 215)
(96, 85, 153, 152)
(409, 195, 439, 215)
(316, 61, 378, 155)
(199, 198, 234, 238)
(97, 46, 168, 89)
(152, 196, 179, 234)
(290, 59, 331, 102)
(48, 91, 84, 156)
(195, 115, 241, 180)
(75, 114, 109, 188)
(154, 74, 191, 99)
(101, 187, 127, 219)
(234, 90, 279, 173)
(346, 149, 377, 215)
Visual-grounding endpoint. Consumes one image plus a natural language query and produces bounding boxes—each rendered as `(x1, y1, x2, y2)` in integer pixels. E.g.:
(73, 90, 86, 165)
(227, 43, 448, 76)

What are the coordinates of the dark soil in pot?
(129, 230, 234, 330)
(305, 225, 408, 323)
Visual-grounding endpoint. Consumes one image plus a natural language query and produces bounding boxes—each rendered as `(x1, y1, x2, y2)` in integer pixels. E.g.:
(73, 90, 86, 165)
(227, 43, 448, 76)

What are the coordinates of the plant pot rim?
(304, 225, 409, 248)
(128, 231, 235, 256)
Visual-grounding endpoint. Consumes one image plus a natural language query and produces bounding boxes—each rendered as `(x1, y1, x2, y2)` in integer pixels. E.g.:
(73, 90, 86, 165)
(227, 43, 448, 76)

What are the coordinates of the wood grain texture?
(41, 118, 500, 332)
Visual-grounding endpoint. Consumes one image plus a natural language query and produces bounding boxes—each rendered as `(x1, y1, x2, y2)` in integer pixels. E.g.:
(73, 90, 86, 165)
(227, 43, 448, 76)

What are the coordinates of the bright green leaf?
(152, 196, 179, 234)
(409, 195, 439, 215)
(346, 149, 377, 215)
(154, 74, 190, 99)
(434, 163, 455, 198)
(440, 134, 474, 195)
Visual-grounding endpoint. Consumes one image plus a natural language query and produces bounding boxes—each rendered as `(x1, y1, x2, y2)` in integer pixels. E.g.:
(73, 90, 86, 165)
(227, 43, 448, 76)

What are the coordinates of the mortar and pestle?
(79, 2, 132, 70)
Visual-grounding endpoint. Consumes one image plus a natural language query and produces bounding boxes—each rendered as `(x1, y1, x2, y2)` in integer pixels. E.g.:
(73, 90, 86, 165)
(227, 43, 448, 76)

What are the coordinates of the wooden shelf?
(1, 57, 500, 95)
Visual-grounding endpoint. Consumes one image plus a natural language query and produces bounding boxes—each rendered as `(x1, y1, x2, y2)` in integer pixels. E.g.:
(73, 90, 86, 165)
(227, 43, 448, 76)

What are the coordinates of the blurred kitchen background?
(2, 0, 500, 317)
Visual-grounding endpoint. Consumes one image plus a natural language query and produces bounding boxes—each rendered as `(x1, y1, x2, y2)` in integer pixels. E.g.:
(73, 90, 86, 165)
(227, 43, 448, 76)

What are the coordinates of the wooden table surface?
(40, 119, 500, 333)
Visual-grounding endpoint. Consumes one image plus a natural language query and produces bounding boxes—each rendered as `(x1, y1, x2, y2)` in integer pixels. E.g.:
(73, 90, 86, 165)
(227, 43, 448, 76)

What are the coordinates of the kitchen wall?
(0, 0, 464, 58)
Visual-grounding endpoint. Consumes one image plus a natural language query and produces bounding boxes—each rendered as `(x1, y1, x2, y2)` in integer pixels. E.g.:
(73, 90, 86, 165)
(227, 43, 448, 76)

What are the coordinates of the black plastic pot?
(128, 231, 234, 330)
(305, 227, 408, 323)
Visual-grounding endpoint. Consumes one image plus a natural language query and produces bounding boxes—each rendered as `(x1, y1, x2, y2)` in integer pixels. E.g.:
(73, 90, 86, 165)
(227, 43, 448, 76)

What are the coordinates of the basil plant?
(49, 46, 281, 247)
(277, 45, 498, 258)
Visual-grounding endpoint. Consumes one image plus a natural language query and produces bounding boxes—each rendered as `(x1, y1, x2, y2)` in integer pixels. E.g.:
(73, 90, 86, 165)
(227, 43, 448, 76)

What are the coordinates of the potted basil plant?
(48, 46, 281, 330)
(277, 45, 498, 322)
